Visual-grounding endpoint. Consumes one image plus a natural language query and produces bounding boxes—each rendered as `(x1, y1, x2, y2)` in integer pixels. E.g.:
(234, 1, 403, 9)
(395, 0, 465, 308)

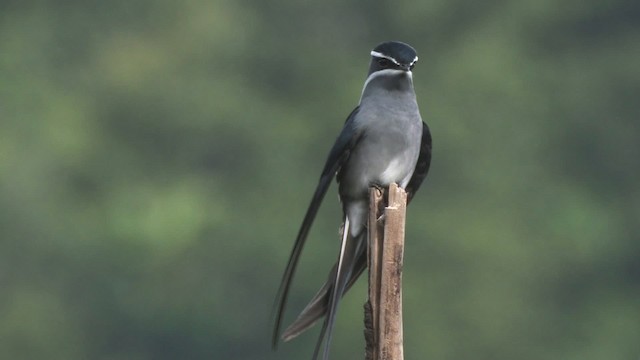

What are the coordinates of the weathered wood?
(364, 183, 406, 360)
(379, 183, 406, 360)
(365, 187, 384, 360)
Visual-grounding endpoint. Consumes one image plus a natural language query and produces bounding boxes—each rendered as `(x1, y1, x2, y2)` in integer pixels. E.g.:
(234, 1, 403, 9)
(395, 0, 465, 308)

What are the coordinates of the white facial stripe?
(371, 51, 419, 68)
(370, 50, 401, 66)
(361, 68, 411, 94)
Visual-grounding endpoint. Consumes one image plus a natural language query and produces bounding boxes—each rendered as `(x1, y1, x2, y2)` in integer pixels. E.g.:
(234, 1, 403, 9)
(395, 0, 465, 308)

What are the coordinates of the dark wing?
(405, 121, 432, 203)
(272, 107, 362, 347)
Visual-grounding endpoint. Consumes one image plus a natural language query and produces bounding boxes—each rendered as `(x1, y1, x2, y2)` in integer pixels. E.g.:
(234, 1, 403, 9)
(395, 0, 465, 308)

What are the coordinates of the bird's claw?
(371, 183, 385, 192)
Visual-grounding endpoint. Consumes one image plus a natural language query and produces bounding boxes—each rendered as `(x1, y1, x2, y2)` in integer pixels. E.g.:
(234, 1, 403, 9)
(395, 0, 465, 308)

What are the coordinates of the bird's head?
(368, 41, 418, 75)
(363, 41, 418, 94)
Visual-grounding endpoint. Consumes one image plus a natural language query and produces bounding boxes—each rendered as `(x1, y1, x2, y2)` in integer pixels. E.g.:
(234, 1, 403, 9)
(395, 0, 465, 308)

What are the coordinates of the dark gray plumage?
(272, 41, 432, 360)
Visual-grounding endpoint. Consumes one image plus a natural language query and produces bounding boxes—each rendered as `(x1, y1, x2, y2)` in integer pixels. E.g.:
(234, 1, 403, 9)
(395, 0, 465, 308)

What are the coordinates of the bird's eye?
(409, 63, 415, 71)
(377, 58, 392, 67)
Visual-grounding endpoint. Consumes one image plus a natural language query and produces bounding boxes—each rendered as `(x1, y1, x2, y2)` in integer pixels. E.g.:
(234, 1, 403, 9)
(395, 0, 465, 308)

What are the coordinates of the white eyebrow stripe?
(371, 51, 419, 67)
(370, 51, 401, 66)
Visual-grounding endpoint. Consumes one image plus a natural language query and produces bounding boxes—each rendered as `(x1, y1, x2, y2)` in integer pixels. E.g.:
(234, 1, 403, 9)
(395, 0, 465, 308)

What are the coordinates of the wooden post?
(365, 183, 407, 360)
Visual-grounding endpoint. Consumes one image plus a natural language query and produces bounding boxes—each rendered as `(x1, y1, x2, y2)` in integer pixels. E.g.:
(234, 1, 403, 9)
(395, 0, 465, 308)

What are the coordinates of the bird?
(272, 41, 433, 360)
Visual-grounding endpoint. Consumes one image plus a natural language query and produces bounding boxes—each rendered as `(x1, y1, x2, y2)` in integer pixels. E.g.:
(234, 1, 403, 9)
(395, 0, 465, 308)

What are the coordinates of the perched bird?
(272, 41, 432, 360)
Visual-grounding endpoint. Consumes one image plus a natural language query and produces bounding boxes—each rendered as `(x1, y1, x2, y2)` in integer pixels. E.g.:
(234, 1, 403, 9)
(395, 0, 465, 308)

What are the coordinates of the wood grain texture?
(365, 183, 406, 360)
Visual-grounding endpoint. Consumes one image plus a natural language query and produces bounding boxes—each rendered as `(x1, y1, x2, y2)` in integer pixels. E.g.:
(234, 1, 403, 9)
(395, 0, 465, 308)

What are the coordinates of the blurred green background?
(1, 0, 639, 359)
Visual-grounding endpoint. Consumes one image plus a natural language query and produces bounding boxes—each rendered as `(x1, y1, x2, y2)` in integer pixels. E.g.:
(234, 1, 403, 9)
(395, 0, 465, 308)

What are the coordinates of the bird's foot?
(371, 183, 385, 192)
(370, 183, 386, 198)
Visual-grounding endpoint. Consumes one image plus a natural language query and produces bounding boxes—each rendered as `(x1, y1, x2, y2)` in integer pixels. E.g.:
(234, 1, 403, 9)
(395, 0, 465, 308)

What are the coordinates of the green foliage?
(1, 0, 638, 359)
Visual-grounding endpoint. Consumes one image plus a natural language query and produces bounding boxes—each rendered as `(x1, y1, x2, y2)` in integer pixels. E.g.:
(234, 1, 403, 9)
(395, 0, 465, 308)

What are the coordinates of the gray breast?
(338, 89, 422, 199)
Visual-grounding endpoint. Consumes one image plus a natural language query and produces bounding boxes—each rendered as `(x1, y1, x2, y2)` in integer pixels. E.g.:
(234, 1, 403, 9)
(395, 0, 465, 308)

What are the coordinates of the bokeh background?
(1, 1, 639, 359)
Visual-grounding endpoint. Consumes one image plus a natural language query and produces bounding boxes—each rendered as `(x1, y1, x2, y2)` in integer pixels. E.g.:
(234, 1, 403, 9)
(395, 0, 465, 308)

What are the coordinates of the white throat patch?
(361, 69, 412, 96)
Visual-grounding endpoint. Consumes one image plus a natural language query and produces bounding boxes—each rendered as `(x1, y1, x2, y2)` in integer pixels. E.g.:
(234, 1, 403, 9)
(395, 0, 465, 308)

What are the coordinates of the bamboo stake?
(365, 183, 407, 360)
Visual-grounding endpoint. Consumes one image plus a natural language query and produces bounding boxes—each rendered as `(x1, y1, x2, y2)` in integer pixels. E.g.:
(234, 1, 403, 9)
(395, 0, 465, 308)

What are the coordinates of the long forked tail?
(281, 244, 367, 342)
(303, 218, 366, 360)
